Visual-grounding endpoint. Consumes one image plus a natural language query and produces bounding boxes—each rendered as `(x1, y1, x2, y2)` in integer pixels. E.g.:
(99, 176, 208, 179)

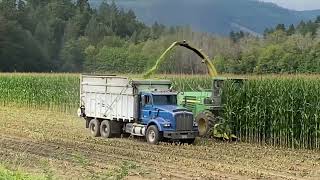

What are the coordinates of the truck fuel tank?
(125, 123, 146, 137)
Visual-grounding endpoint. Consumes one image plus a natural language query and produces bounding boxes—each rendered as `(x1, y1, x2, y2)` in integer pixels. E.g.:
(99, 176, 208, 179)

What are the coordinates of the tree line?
(2, 0, 320, 75)
(218, 17, 320, 74)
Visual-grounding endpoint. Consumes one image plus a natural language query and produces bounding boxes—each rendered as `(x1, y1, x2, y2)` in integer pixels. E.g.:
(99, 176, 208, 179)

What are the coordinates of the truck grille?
(175, 113, 193, 131)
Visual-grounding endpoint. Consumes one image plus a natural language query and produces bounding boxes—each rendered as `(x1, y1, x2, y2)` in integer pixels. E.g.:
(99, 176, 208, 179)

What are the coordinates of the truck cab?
(138, 92, 198, 144)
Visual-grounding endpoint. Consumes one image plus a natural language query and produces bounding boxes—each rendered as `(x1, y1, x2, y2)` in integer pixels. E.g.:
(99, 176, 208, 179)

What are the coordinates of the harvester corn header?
(144, 41, 244, 139)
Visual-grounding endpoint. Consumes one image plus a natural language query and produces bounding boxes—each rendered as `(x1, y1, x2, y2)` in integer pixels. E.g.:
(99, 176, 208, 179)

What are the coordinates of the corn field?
(223, 78, 320, 149)
(1, 73, 320, 149)
(0, 74, 213, 112)
(0, 74, 79, 113)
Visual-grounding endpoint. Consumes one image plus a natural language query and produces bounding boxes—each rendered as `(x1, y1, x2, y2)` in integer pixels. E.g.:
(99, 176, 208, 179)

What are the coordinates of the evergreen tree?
(287, 24, 295, 35)
(276, 24, 286, 31)
(230, 31, 237, 42)
(316, 16, 320, 23)
(76, 0, 90, 12)
(297, 20, 307, 35)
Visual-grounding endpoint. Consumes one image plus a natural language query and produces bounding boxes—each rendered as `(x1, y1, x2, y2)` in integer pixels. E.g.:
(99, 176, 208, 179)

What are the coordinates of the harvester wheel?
(196, 111, 217, 137)
(89, 119, 101, 137)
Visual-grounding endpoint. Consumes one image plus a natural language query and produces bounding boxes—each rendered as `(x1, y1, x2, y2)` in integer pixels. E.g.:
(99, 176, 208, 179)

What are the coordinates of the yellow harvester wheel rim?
(198, 118, 207, 136)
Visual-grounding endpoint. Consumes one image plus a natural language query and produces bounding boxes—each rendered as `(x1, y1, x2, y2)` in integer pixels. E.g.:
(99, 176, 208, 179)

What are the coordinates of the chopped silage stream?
(0, 107, 319, 179)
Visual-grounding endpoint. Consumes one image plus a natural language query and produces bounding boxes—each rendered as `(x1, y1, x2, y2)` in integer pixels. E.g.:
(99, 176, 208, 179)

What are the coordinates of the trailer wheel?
(146, 125, 161, 145)
(100, 120, 112, 138)
(196, 111, 217, 137)
(89, 119, 101, 137)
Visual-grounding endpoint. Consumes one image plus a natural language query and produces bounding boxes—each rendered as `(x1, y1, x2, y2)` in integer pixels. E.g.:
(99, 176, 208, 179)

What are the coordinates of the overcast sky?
(261, 0, 320, 11)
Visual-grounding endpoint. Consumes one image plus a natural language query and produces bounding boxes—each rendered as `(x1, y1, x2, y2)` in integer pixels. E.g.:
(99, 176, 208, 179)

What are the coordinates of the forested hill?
(90, 0, 320, 35)
(2, 0, 320, 74)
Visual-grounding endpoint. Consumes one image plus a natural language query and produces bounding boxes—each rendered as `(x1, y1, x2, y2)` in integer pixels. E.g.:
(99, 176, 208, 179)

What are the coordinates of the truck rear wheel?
(146, 125, 162, 145)
(100, 120, 112, 138)
(89, 119, 101, 137)
(196, 111, 217, 137)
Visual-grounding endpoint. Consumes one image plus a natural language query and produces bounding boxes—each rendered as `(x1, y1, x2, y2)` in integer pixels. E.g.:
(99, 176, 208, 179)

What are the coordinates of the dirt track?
(0, 107, 320, 179)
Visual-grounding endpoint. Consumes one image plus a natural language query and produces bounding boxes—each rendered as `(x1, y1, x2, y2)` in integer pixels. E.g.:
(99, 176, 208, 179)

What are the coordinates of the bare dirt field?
(0, 106, 320, 180)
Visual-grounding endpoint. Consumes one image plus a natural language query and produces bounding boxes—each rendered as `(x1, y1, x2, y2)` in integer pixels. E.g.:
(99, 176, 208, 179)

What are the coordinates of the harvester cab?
(212, 78, 223, 108)
(211, 78, 245, 109)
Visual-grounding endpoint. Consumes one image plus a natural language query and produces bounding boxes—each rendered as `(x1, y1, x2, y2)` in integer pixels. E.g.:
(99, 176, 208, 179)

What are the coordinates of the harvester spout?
(143, 41, 178, 79)
(143, 41, 218, 79)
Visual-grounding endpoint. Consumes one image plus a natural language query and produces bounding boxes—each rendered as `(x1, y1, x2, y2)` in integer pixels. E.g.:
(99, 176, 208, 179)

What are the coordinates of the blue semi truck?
(78, 75, 198, 144)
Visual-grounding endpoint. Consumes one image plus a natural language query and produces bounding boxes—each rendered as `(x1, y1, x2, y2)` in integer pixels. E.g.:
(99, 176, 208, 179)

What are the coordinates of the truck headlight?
(163, 122, 171, 127)
(77, 107, 85, 117)
(193, 121, 198, 127)
(77, 108, 82, 117)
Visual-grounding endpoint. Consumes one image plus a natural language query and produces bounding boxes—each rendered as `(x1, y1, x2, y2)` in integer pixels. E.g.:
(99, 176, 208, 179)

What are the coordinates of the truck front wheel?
(89, 119, 101, 137)
(100, 120, 112, 138)
(146, 125, 162, 145)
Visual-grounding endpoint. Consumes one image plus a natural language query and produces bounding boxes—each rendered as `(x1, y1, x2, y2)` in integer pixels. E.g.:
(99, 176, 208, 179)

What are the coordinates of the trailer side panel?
(80, 75, 135, 122)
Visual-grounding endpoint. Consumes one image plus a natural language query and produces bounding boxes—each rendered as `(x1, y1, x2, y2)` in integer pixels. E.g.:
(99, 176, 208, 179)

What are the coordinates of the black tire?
(89, 119, 101, 137)
(146, 125, 162, 145)
(196, 111, 217, 137)
(100, 120, 112, 138)
(180, 138, 196, 145)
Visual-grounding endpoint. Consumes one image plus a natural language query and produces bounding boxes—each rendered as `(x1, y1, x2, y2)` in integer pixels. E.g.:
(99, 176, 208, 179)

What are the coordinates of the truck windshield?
(153, 95, 177, 105)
